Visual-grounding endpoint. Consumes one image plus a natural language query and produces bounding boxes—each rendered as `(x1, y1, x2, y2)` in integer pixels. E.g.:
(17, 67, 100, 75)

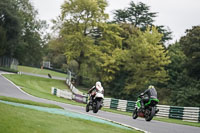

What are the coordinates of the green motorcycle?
(132, 96, 159, 121)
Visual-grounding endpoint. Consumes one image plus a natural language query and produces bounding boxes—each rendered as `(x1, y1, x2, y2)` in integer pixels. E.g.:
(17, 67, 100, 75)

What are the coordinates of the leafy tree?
(113, 1, 172, 44)
(57, 0, 109, 84)
(180, 26, 200, 80)
(0, 26, 7, 56)
(0, 0, 47, 66)
(167, 26, 200, 107)
(167, 42, 186, 88)
(0, 0, 21, 57)
(123, 27, 170, 99)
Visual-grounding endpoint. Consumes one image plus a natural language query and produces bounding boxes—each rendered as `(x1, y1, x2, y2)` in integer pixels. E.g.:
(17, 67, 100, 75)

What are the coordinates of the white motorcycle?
(86, 86, 104, 113)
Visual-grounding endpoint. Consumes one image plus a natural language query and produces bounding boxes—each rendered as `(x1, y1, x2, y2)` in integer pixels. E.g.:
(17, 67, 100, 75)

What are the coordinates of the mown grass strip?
(0, 95, 62, 109)
(0, 102, 140, 133)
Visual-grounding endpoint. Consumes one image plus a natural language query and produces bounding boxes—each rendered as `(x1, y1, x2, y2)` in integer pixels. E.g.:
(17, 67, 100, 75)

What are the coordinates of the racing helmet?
(96, 81, 101, 87)
(96, 81, 103, 91)
(148, 85, 155, 89)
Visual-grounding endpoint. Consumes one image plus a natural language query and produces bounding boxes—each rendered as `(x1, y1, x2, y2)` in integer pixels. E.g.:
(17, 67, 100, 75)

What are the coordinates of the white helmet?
(96, 81, 101, 87)
(96, 81, 103, 91)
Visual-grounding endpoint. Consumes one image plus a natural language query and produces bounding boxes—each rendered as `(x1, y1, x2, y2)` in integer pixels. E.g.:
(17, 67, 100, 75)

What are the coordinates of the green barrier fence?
(169, 106, 184, 120)
(53, 88, 57, 95)
(110, 99, 119, 109)
(126, 101, 136, 112)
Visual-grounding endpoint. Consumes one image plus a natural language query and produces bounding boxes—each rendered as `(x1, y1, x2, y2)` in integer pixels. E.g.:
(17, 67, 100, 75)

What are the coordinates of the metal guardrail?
(52, 78, 200, 122)
(103, 99, 200, 122)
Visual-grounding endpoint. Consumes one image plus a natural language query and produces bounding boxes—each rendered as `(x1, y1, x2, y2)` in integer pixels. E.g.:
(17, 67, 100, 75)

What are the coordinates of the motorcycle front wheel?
(93, 101, 99, 113)
(132, 108, 138, 119)
(86, 103, 90, 112)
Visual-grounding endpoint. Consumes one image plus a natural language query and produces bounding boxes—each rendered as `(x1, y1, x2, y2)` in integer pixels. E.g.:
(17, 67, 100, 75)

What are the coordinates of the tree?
(0, 26, 7, 56)
(0, 0, 21, 57)
(113, 1, 172, 44)
(123, 27, 170, 99)
(0, 0, 47, 66)
(57, 0, 109, 84)
(180, 26, 200, 80)
(167, 26, 200, 107)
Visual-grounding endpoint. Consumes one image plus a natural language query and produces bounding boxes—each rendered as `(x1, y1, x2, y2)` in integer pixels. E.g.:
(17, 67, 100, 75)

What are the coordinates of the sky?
(30, 0, 200, 44)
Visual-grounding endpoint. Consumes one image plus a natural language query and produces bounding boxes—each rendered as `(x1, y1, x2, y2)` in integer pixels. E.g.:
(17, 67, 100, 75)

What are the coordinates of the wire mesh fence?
(0, 56, 18, 70)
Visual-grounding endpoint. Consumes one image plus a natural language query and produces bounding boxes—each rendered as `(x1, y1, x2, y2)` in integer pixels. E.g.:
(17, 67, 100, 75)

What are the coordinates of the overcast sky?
(31, 0, 200, 44)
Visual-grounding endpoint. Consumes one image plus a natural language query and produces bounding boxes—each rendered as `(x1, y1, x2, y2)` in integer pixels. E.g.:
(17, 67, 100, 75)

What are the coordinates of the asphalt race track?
(0, 72, 199, 133)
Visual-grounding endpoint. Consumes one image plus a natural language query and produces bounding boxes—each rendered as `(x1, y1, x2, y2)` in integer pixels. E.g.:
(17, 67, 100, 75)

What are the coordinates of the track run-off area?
(0, 71, 199, 133)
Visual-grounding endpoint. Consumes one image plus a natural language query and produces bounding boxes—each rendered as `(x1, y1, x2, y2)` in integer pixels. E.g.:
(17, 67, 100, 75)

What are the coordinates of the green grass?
(0, 95, 62, 109)
(18, 65, 67, 78)
(3, 74, 85, 107)
(0, 103, 140, 133)
(153, 117, 200, 127)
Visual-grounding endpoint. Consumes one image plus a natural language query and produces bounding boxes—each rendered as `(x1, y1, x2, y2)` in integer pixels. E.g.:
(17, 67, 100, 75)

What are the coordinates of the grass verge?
(0, 102, 140, 133)
(0, 95, 62, 109)
(153, 117, 200, 127)
(18, 65, 67, 78)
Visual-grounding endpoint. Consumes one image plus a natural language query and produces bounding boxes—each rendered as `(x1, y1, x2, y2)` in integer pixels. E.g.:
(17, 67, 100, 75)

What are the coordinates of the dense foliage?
(46, 0, 170, 102)
(1, 0, 199, 106)
(167, 26, 200, 106)
(113, 1, 172, 44)
(0, 0, 47, 66)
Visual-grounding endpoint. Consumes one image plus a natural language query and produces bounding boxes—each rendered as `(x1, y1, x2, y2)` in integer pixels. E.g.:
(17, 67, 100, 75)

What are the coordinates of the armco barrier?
(103, 98, 111, 108)
(117, 100, 127, 112)
(199, 110, 200, 122)
(156, 105, 170, 117)
(126, 101, 136, 112)
(183, 107, 199, 122)
(51, 87, 72, 100)
(169, 106, 184, 120)
(66, 79, 84, 96)
(73, 93, 87, 103)
(102, 97, 200, 122)
(110, 99, 119, 109)
(56, 78, 200, 122)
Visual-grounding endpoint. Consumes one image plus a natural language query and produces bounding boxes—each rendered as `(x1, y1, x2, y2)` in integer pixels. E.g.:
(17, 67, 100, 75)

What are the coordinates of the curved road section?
(0, 72, 199, 133)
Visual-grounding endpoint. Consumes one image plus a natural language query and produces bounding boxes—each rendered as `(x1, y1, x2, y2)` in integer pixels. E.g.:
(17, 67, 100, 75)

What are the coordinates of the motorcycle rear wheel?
(145, 107, 155, 121)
